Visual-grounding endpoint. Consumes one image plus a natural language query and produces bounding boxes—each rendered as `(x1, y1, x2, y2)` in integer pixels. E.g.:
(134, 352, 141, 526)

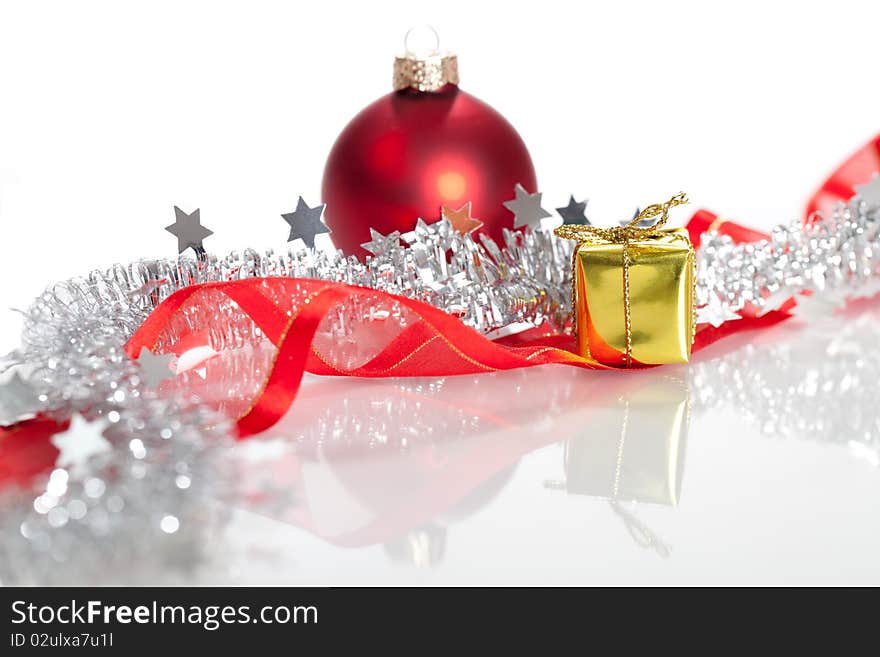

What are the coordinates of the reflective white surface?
(193, 303, 880, 585)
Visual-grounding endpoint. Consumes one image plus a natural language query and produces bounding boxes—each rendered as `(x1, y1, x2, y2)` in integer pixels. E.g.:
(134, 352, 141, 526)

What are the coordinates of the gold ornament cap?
(393, 26, 459, 92)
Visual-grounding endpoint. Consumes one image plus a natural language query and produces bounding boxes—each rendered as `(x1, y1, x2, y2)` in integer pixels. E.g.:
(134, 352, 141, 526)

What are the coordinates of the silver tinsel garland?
(696, 192, 880, 326)
(1, 181, 879, 583)
(0, 214, 577, 584)
(141, 216, 574, 339)
(1, 277, 234, 585)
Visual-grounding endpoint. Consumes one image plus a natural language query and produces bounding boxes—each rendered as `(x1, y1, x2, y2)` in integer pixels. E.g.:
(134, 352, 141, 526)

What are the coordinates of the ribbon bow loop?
(554, 192, 689, 245)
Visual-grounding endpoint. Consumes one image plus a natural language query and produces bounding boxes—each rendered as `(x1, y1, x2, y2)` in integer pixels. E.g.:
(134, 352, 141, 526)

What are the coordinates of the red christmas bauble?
(321, 37, 537, 259)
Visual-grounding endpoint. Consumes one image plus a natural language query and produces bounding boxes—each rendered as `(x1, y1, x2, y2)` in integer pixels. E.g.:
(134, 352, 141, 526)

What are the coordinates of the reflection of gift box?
(563, 376, 689, 506)
(573, 228, 695, 367)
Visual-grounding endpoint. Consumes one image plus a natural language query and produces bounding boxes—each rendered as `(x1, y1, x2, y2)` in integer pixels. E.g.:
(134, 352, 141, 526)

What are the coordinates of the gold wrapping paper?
(575, 228, 695, 366)
(555, 193, 696, 368)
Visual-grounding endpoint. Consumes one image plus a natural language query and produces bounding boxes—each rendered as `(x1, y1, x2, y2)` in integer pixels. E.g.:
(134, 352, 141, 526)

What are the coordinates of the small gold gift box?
(556, 193, 696, 368)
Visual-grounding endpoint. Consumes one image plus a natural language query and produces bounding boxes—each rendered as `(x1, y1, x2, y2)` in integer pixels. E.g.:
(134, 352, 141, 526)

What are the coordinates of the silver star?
(51, 414, 112, 477)
(854, 173, 880, 208)
(0, 371, 39, 426)
(134, 347, 177, 388)
(556, 195, 589, 225)
(165, 207, 213, 254)
(282, 197, 328, 249)
(401, 218, 433, 245)
(361, 228, 401, 257)
(502, 184, 552, 229)
(697, 296, 742, 328)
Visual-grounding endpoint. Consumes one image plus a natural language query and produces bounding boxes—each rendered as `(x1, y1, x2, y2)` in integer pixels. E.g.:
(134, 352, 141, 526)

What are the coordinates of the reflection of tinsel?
(0, 277, 234, 585)
(294, 379, 522, 452)
(691, 312, 880, 459)
(261, 365, 578, 452)
(293, 380, 484, 451)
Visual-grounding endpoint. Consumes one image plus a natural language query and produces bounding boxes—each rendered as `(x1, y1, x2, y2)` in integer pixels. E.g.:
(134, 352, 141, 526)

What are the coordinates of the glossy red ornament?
(321, 83, 537, 258)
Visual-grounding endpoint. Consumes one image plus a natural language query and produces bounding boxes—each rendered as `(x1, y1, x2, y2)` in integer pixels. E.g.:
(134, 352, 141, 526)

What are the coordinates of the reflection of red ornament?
(0, 417, 67, 489)
(321, 28, 537, 258)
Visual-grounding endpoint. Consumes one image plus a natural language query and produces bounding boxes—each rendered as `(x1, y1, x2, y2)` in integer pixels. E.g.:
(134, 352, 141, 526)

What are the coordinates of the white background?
(0, 0, 878, 348)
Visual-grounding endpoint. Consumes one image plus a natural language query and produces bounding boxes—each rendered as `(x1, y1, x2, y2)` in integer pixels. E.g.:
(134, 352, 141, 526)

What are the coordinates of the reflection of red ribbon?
(120, 134, 879, 438)
(0, 417, 68, 489)
(243, 365, 679, 547)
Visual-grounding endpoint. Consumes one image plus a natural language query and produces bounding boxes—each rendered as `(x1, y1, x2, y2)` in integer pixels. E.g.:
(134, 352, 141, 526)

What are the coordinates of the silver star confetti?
(0, 371, 39, 426)
(165, 206, 213, 254)
(854, 173, 880, 207)
(134, 347, 177, 388)
(361, 228, 402, 257)
(503, 184, 552, 229)
(1, 252, 233, 585)
(401, 217, 456, 252)
(401, 218, 434, 244)
(51, 414, 112, 477)
(282, 196, 328, 249)
(556, 196, 589, 225)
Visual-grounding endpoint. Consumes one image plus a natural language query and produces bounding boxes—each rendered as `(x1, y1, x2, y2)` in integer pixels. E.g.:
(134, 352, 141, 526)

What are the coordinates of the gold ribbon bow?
(553, 192, 690, 367)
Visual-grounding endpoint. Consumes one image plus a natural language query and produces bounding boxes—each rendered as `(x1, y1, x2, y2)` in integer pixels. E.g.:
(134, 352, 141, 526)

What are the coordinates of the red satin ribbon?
(122, 134, 880, 439)
(0, 417, 68, 489)
(806, 133, 880, 218)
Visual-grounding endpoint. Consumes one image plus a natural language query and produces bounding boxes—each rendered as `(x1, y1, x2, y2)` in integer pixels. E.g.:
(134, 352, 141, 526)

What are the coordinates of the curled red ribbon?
(125, 133, 880, 438)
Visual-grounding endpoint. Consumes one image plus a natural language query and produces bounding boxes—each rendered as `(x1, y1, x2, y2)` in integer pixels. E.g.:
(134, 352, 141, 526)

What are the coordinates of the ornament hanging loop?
(393, 26, 459, 92)
(404, 25, 440, 57)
